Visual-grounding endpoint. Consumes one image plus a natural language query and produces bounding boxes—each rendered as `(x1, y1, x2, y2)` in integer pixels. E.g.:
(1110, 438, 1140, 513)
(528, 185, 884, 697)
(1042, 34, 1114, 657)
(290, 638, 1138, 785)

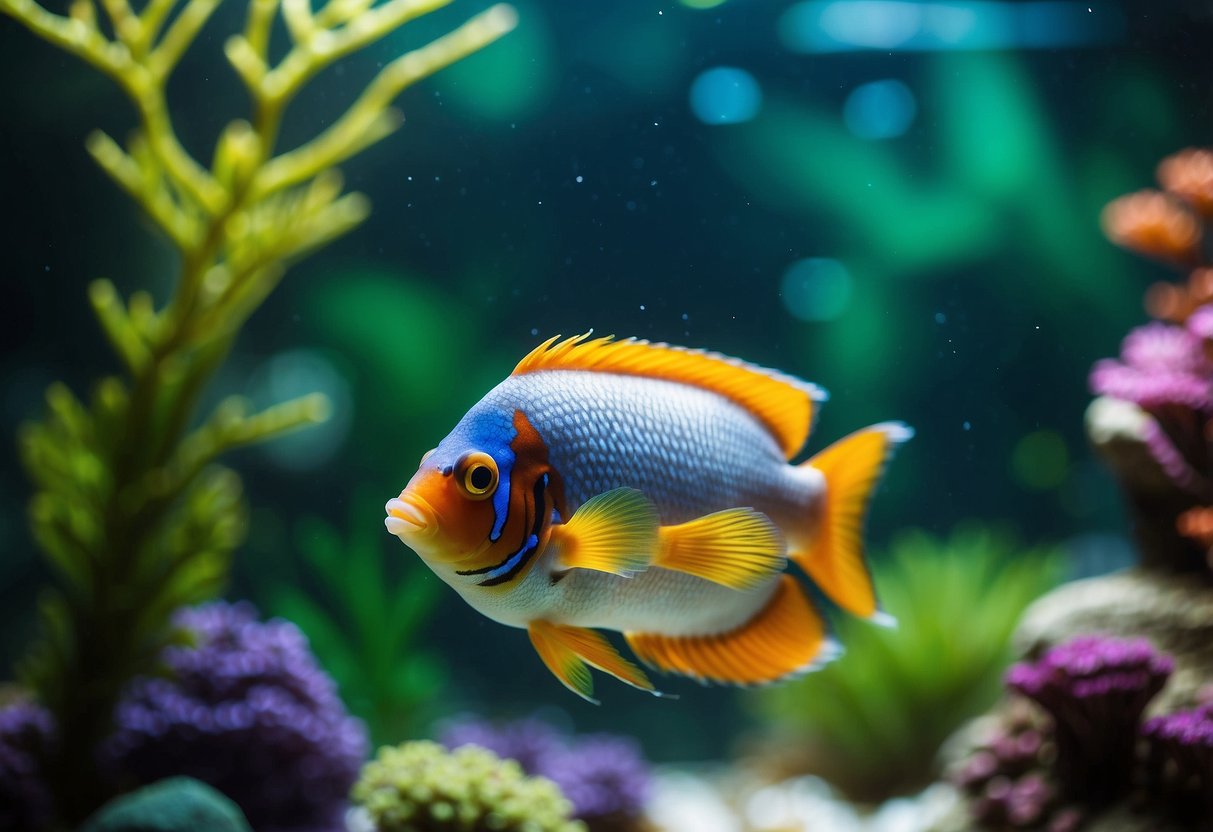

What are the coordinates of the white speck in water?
(651, 180, 658, 186)
(406, 176, 412, 181)
(538, 200, 543, 205)
(640, 304, 646, 311)
(963, 421, 972, 431)
(681, 313, 689, 321)
(44, 265, 50, 272)
(934, 312, 946, 324)
(531, 327, 539, 336)
(575, 175, 584, 183)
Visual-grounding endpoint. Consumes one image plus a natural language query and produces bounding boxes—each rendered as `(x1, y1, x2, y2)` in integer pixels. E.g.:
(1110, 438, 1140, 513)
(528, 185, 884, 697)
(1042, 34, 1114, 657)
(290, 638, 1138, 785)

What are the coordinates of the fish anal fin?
(624, 575, 835, 686)
(513, 333, 826, 458)
(549, 487, 657, 576)
(528, 621, 659, 703)
(794, 422, 912, 620)
(655, 508, 786, 590)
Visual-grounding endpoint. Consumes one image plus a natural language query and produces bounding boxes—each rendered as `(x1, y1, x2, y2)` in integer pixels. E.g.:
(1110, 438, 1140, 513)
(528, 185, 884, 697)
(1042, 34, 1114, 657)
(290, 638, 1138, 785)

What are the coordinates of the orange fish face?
(386, 409, 564, 585)
(386, 461, 498, 566)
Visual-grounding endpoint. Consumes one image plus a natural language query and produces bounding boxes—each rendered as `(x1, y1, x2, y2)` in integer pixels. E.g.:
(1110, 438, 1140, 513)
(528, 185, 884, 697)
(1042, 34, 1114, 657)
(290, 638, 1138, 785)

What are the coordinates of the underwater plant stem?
(253, 2, 518, 199)
(6, 0, 518, 823)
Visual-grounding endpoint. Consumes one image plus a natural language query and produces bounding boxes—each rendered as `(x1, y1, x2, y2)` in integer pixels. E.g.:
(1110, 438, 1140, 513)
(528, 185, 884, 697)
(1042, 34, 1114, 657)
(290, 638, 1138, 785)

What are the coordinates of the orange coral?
(1177, 506, 1213, 564)
(1158, 148, 1213, 218)
(1145, 268, 1213, 323)
(1101, 190, 1202, 265)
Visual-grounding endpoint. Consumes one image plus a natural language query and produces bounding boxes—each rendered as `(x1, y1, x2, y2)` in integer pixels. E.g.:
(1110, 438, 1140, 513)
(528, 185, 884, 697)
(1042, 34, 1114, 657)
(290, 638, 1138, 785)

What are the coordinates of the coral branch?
(254, 2, 518, 198)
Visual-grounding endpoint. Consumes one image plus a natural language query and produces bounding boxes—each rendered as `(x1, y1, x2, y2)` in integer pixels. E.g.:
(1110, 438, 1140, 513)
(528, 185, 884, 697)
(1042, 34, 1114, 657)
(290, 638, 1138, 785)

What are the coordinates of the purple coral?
(1006, 635, 1172, 804)
(439, 716, 650, 827)
(439, 715, 563, 772)
(1090, 319, 1213, 498)
(952, 703, 1081, 830)
(1142, 703, 1213, 823)
(0, 699, 56, 832)
(102, 601, 368, 832)
(1090, 321, 1212, 409)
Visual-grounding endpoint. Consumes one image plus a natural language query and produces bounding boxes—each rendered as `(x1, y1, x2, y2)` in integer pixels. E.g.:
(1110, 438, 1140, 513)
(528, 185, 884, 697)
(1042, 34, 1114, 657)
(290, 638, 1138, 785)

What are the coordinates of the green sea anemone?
(352, 741, 586, 832)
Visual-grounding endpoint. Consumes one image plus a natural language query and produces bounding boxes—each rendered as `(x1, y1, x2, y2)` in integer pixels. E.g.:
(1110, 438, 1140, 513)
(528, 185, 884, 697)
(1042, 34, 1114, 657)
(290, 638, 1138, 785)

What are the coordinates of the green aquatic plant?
(1, 0, 516, 822)
(753, 524, 1061, 804)
(267, 490, 445, 745)
(352, 741, 587, 832)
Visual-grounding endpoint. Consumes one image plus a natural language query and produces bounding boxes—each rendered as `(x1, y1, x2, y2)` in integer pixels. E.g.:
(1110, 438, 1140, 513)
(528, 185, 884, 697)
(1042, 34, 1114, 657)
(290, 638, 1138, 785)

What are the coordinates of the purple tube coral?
(439, 715, 563, 772)
(0, 699, 56, 832)
(1006, 635, 1173, 805)
(1090, 319, 1213, 496)
(1090, 321, 1212, 410)
(102, 601, 368, 832)
(951, 702, 1080, 830)
(438, 716, 650, 827)
(1142, 703, 1213, 823)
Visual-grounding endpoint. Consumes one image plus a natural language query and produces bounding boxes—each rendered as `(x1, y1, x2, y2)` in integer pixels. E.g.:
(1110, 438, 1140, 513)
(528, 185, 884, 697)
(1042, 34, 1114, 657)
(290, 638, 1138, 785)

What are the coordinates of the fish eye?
(456, 452, 499, 500)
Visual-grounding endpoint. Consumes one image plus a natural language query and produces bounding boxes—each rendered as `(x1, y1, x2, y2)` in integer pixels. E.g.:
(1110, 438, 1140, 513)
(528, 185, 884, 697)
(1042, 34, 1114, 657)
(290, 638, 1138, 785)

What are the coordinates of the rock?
(1085, 398, 1208, 572)
(79, 777, 251, 832)
(1013, 569, 1213, 711)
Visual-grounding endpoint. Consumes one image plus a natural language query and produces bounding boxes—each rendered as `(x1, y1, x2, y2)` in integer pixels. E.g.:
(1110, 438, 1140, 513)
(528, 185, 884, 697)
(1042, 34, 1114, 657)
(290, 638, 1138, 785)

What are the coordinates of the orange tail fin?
(793, 422, 912, 621)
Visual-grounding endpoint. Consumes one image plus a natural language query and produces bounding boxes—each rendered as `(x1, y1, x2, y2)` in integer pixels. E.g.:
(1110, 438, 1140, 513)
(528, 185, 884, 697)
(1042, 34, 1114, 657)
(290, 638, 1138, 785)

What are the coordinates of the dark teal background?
(2, 0, 1211, 759)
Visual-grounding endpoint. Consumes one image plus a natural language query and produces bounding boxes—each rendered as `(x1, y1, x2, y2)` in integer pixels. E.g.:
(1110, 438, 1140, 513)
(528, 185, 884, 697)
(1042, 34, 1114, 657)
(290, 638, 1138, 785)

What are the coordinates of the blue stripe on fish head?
(442, 406, 517, 543)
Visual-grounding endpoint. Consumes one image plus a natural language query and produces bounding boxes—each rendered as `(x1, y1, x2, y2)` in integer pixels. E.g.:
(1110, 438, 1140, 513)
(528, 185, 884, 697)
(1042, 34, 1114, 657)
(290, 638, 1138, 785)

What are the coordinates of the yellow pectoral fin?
(654, 508, 786, 590)
(527, 621, 659, 703)
(549, 487, 658, 576)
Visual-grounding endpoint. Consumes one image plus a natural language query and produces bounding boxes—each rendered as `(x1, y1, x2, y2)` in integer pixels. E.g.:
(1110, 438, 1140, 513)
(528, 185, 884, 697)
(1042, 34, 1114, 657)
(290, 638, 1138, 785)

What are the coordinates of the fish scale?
(477, 369, 813, 529)
(455, 369, 820, 636)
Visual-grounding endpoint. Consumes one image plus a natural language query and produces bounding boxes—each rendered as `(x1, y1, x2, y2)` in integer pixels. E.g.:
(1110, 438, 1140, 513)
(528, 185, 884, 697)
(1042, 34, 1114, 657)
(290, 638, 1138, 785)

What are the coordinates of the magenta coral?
(1005, 636, 1172, 805)
(1089, 322, 1211, 410)
(1142, 703, 1213, 824)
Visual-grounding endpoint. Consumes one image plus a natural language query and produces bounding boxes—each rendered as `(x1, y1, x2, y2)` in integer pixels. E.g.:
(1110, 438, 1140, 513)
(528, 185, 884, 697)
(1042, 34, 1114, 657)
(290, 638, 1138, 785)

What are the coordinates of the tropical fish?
(384, 333, 911, 702)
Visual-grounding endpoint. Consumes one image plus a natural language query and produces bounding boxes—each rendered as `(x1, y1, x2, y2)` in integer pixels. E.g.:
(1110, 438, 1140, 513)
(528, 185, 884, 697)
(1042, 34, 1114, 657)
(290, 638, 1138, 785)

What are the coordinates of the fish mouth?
(384, 493, 437, 541)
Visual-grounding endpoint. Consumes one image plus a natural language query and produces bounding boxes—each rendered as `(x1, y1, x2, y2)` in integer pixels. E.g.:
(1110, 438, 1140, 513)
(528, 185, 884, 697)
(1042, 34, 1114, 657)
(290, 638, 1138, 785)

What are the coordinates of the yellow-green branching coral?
(1, 0, 516, 823)
(353, 741, 587, 832)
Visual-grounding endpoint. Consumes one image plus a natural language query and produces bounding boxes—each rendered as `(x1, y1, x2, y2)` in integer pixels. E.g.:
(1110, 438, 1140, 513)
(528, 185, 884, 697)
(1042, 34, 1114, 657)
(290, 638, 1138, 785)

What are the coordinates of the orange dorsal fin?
(624, 575, 837, 686)
(513, 333, 826, 458)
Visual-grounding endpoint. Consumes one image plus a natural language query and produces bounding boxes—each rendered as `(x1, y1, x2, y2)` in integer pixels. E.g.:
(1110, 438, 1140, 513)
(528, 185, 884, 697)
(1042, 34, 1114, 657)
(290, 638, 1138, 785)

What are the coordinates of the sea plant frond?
(2, 0, 517, 822)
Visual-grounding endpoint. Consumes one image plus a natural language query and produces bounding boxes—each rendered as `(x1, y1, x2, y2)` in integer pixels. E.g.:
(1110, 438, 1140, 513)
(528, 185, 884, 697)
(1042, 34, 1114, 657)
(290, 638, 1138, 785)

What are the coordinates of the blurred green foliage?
(268, 490, 445, 746)
(753, 524, 1062, 804)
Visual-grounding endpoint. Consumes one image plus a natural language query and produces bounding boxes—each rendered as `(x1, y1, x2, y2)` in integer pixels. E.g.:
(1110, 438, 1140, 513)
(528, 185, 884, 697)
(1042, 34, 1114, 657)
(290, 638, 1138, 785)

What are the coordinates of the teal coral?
(754, 524, 1061, 803)
(79, 777, 251, 832)
(0, 0, 516, 822)
(352, 741, 587, 832)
